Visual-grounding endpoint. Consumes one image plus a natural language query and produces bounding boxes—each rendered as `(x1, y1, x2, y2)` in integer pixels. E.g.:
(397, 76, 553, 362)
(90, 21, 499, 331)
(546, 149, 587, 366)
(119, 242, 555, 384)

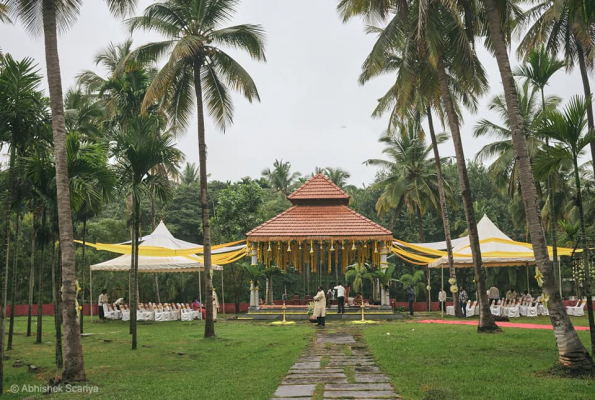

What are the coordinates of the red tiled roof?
(246, 205, 393, 241)
(288, 173, 350, 204)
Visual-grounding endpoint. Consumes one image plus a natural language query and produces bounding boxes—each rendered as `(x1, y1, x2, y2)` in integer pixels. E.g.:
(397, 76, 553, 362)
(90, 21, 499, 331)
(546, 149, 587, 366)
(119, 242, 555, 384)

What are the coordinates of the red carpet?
(416, 319, 590, 331)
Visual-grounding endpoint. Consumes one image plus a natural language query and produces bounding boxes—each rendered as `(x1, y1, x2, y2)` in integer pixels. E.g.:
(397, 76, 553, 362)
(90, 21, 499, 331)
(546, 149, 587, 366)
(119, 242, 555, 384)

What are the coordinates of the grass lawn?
(4, 317, 313, 400)
(363, 316, 594, 400)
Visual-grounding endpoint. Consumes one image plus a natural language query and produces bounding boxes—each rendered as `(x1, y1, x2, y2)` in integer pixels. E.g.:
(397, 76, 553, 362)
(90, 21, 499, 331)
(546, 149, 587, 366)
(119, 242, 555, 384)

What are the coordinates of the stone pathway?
(271, 329, 400, 400)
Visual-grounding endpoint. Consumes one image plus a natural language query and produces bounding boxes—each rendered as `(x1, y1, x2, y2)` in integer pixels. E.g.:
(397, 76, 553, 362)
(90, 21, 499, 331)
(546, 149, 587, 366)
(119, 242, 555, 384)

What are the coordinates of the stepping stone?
(271, 398, 312, 400)
(323, 390, 397, 398)
(325, 383, 393, 391)
(285, 373, 346, 380)
(355, 374, 390, 383)
(297, 356, 322, 362)
(289, 368, 344, 374)
(328, 361, 374, 367)
(284, 377, 348, 384)
(291, 362, 321, 369)
(355, 366, 380, 373)
(274, 384, 316, 398)
(317, 336, 356, 344)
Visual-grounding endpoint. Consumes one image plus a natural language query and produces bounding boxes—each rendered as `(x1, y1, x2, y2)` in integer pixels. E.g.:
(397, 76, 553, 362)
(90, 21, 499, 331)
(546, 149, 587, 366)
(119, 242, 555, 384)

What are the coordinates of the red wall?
(5, 304, 98, 317)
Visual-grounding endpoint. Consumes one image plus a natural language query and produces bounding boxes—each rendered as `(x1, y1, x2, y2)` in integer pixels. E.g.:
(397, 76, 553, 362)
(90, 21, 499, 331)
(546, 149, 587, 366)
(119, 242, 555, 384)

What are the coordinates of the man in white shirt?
(438, 289, 447, 312)
(334, 283, 345, 314)
(114, 297, 124, 310)
(98, 289, 108, 320)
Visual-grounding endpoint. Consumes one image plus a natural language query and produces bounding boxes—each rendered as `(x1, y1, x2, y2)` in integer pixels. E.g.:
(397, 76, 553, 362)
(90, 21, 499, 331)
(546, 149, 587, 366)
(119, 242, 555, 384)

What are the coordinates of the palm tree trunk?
(483, 0, 593, 371)
(51, 236, 63, 368)
(576, 44, 595, 178)
(131, 198, 139, 350)
(573, 158, 595, 355)
(193, 60, 215, 338)
(27, 216, 37, 337)
(0, 144, 15, 391)
(80, 217, 86, 333)
(42, 0, 85, 380)
(541, 89, 560, 296)
(151, 198, 161, 303)
(435, 58, 498, 332)
(427, 108, 461, 317)
(36, 208, 46, 344)
(7, 214, 20, 350)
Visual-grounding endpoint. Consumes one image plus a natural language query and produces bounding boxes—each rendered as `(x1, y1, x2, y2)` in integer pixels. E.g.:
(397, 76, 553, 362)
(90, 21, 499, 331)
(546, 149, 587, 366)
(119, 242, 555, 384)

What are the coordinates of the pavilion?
(245, 173, 395, 318)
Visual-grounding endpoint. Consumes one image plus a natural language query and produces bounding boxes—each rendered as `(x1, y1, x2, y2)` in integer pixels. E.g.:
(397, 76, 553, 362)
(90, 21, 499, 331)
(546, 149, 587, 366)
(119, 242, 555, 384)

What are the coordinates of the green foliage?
(399, 270, 426, 301)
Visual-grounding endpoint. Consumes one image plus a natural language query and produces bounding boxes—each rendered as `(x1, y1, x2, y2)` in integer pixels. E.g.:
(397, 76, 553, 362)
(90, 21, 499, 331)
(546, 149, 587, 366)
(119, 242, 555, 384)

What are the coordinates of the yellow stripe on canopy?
(74, 239, 246, 257)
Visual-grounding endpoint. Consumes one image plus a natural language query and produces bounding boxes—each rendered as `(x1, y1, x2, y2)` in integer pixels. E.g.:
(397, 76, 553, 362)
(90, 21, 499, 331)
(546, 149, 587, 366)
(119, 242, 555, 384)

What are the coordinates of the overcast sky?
(0, 0, 588, 187)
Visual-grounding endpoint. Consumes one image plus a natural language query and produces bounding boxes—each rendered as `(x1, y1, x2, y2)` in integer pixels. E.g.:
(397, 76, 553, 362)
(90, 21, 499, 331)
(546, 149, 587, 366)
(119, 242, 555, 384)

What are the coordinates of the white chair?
(121, 307, 130, 321)
(490, 300, 501, 316)
(466, 300, 477, 317)
(526, 301, 539, 317)
(567, 299, 586, 317)
(103, 304, 118, 320)
(506, 302, 520, 318)
(446, 305, 455, 316)
(155, 305, 170, 322)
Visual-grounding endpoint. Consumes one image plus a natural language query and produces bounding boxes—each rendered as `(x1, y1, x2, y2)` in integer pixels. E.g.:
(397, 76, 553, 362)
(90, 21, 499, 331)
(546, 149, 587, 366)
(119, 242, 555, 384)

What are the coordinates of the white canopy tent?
(427, 215, 543, 268)
(89, 221, 223, 319)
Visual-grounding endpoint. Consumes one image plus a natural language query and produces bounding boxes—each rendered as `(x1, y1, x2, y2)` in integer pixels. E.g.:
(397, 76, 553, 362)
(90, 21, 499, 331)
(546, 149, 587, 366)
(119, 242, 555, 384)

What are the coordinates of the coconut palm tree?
(474, 80, 559, 196)
(518, 0, 595, 177)
(181, 162, 199, 185)
(358, 23, 473, 317)
(514, 47, 565, 295)
(345, 263, 373, 294)
(262, 159, 302, 196)
(482, 0, 594, 371)
(110, 117, 182, 350)
(535, 95, 595, 356)
(366, 121, 446, 241)
(6, 0, 139, 382)
(324, 167, 351, 189)
(127, 0, 266, 338)
(0, 2, 11, 24)
(340, 0, 500, 332)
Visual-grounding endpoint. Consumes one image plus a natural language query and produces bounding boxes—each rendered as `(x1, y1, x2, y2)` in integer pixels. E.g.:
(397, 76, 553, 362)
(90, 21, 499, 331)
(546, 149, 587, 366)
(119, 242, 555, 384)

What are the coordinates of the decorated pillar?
(380, 243, 390, 307)
(249, 247, 259, 310)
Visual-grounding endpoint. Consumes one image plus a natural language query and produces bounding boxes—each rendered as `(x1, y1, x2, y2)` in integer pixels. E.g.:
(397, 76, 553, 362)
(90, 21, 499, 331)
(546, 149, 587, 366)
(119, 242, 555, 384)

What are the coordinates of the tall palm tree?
(474, 80, 559, 196)
(535, 95, 595, 356)
(262, 159, 301, 196)
(340, 0, 500, 332)
(518, 0, 595, 177)
(0, 2, 11, 24)
(358, 22, 473, 317)
(482, 0, 594, 371)
(366, 121, 446, 239)
(324, 167, 351, 189)
(7, 0, 138, 382)
(128, 0, 266, 338)
(181, 162, 199, 185)
(110, 118, 182, 350)
(514, 48, 565, 294)
(0, 54, 46, 382)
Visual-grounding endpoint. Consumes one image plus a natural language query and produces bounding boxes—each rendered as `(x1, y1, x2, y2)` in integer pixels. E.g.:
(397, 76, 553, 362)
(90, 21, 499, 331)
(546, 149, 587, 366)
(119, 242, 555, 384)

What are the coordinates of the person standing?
(488, 285, 500, 305)
(334, 283, 345, 314)
(313, 286, 326, 327)
(459, 287, 468, 318)
(326, 288, 334, 308)
(407, 285, 415, 316)
(98, 289, 108, 320)
(438, 288, 447, 313)
(506, 288, 517, 302)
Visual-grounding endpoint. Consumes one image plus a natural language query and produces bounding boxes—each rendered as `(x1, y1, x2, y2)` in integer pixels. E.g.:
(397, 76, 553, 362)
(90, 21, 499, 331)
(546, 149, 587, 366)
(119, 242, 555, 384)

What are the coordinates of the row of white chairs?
(103, 303, 202, 322)
(446, 298, 589, 318)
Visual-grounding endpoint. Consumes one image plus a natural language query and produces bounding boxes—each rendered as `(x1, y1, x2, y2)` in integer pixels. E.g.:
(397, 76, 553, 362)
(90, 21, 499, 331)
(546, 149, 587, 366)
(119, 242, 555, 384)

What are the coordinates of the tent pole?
(428, 268, 431, 312)
(90, 269, 93, 323)
(526, 264, 530, 293)
(221, 269, 225, 314)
